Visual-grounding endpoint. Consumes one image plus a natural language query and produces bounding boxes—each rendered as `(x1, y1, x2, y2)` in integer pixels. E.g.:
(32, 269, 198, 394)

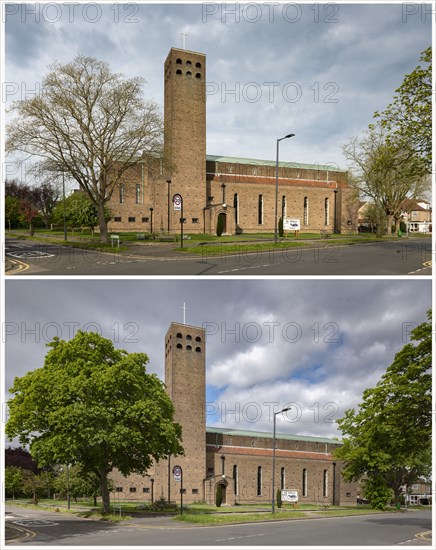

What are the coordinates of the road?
(4, 237, 433, 276)
(5, 505, 432, 546)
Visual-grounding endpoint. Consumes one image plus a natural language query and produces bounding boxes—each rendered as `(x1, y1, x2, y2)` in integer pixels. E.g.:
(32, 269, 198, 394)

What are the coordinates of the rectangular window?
(128, 217, 136, 223)
(129, 487, 137, 493)
(324, 198, 329, 226)
(181, 488, 186, 494)
(192, 489, 199, 494)
(116, 487, 123, 493)
(323, 470, 328, 498)
(192, 218, 199, 223)
(113, 217, 122, 222)
(119, 184, 124, 204)
(135, 184, 141, 204)
(304, 197, 309, 226)
(143, 487, 150, 493)
(142, 217, 149, 223)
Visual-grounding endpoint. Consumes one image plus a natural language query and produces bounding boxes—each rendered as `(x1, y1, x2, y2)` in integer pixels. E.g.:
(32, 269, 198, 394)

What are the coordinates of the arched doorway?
(217, 212, 227, 235)
(215, 479, 228, 505)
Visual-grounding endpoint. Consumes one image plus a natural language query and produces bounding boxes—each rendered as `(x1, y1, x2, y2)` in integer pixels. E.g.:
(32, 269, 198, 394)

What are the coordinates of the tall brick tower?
(164, 48, 206, 232)
(159, 321, 206, 502)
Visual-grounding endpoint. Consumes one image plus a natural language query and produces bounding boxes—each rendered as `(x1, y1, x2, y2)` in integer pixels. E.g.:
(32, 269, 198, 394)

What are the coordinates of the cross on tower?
(181, 302, 188, 325)
(181, 32, 188, 50)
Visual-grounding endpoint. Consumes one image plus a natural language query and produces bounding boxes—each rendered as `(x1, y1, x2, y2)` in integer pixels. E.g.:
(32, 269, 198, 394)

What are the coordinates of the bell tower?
(164, 47, 206, 232)
(161, 321, 206, 501)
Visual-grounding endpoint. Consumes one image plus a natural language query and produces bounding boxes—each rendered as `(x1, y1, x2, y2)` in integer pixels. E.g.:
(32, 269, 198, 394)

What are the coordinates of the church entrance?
(219, 483, 227, 505)
(217, 212, 227, 235)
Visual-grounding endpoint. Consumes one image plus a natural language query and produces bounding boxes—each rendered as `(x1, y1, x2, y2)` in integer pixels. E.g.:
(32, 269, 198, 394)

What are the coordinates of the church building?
(110, 321, 358, 506)
(107, 48, 353, 236)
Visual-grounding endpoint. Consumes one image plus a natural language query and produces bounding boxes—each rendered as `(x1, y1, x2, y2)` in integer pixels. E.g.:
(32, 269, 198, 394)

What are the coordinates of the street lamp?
(272, 406, 292, 513)
(274, 134, 295, 243)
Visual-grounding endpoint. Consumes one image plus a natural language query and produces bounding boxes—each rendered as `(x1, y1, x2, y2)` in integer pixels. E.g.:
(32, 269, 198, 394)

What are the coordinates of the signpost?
(173, 465, 183, 514)
(173, 194, 184, 248)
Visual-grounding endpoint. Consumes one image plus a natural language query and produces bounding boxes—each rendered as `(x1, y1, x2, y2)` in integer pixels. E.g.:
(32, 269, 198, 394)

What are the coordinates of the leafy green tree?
(5, 196, 21, 230)
(5, 467, 24, 500)
(216, 214, 225, 237)
(54, 465, 105, 505)
(278, 217, 284, 238)
(7, 55, 164, 243)
(374, 47, 431, 171)
(21, 469, 46, 504)
(6, 331, 184, 514)
(53, 193, 111, 234)
(335, 312, 431, 507)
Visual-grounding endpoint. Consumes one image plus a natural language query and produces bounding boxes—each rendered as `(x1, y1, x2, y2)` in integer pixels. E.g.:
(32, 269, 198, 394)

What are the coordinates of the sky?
(4, 1, 431, 178)
(4, 279, 431, 441)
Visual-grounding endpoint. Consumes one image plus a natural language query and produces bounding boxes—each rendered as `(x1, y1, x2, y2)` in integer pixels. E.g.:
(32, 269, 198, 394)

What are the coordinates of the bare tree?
(7, 55, 164, 242)
(343, 125, 428, 234)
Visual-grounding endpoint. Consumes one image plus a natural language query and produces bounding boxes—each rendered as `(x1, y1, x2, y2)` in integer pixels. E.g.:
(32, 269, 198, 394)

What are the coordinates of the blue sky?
(4, 279, 431, 439)
(4, 2, 431, 174)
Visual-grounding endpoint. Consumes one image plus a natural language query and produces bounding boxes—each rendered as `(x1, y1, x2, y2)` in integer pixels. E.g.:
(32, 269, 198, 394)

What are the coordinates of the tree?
(5, 196, 21, 230)
(216, 214, 224, 236)
(19, 199, 39, 235)
(6, 55, 164, 243)
(5, 446, 39, 472)
(343, 125, 428, 233)
(31, 181, 61, 228)
(6, 331, 184, 514)
(364, 203, 387, 238)
(52, 192, 111, 235)
(334, 312, 431, 508)
(278, 217, 284, 238)
(54, 465, 104, 505)
(5, 467, 25, 500)
(374, 47, 431, 171)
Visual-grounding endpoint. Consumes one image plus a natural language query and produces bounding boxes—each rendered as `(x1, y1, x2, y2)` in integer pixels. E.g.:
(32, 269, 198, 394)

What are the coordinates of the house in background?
(400, 199, 432, 233)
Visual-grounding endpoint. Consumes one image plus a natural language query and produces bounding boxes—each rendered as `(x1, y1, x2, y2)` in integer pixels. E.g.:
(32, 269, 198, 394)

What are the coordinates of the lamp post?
(332, 462, 336, 506)
(62, 170, 67, 241)
(272, 407, 292, 513)
(274, 134, 295, 243)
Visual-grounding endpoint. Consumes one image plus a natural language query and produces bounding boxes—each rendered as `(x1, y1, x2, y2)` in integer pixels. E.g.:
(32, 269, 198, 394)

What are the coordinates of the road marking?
(215, 533, 265, 542)
(13, 519, 59, 527)
(5, 259, 30, 275)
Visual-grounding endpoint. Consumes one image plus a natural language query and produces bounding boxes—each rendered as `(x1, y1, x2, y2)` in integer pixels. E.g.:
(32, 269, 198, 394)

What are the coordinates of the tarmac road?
(5, 505, 432, 546)
(4, 237, 433, 276)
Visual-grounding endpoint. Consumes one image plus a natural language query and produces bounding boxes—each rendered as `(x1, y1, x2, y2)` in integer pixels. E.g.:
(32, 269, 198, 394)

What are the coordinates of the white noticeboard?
(283, 218, 300, 231)
(281, 490, 298, 502)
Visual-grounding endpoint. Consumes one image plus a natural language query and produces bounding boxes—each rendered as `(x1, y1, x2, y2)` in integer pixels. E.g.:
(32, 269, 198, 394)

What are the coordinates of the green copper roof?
(206, 154, 346, 173)
(206, 426, 340, 445)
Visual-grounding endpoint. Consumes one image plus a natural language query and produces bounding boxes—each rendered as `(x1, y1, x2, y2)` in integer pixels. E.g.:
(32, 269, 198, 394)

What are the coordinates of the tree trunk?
(98, 201, 108, 243)
(386, 214, 393, 234)
(100, 471, 111, 514)
(93, 495, 97, 507)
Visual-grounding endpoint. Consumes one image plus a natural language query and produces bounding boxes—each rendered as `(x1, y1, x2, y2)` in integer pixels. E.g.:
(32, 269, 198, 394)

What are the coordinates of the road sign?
(173, 465, 182, 482)
(173, 194, 182, 211)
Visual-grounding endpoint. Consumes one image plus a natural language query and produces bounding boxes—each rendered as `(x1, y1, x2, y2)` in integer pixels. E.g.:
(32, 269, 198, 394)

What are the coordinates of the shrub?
(278, 217, 284, 237)
(276, 488, 282, 508)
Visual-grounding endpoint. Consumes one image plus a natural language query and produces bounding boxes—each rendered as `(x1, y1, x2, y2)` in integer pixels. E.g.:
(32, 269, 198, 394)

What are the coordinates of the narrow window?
(176, 58, 182, 64)
(195, 336, 201, 342)
(196, 62, 201, 68)
(257, 466, 262, 496)
(129, 487, 137, 493)
(282, 195, 287, 219)
(176, 69, 182, 75)
(234, 193, 239, 225)
(143, 487, 150, 493)
(304, 197, 309, 225)
(128, 217, 136, 223)
(258, 195, 263, 225)
(323, 470, 328, 498)
(116, 487, 123, 492)
(324, 198, 329, 225)
(281, 467, 285, 490)
(302, 468, 308, 497)
(119, 184, 124, 204)
(233, 465, 238, 495)
(195, 73, 201, 79)
(136, 184, 140, 204)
